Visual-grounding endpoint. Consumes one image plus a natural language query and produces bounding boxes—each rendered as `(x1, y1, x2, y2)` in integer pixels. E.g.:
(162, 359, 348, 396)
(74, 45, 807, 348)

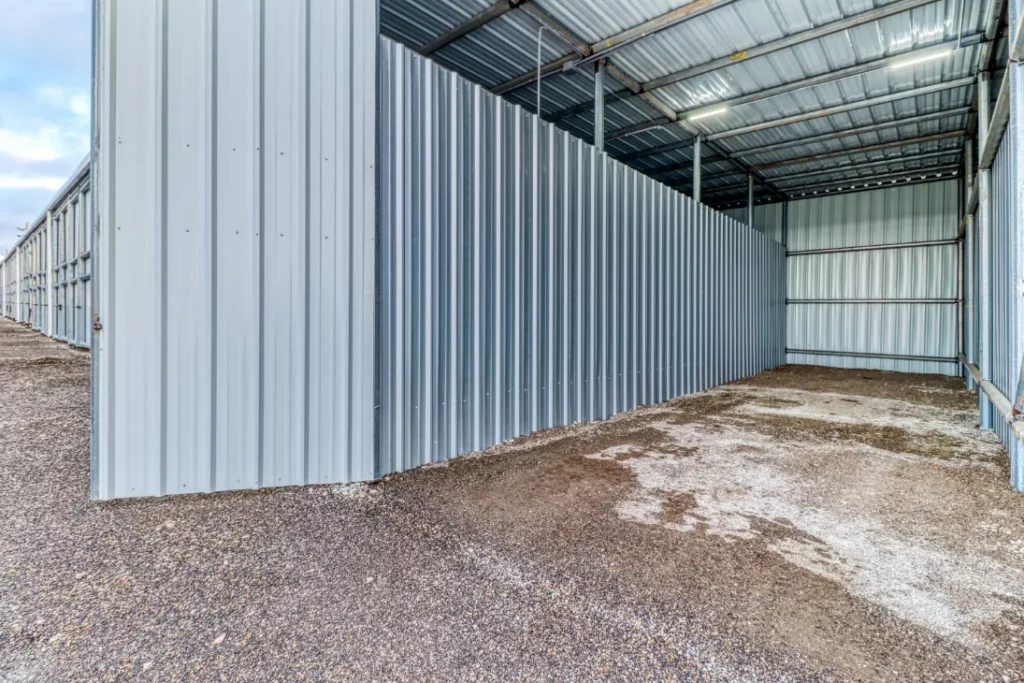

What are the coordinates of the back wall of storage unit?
(785, 180, 960, 377)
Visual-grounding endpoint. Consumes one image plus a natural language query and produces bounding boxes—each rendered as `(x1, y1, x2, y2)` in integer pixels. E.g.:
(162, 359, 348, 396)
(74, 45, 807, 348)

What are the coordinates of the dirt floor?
(2, 317, 1024, 682)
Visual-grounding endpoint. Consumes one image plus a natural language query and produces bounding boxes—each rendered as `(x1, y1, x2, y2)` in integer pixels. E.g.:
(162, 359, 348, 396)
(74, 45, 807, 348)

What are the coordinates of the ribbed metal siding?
(51, 179, 94, 348)
(92, 0, 377, 499)
(786, 180, 960, 376)
(722, 203, 785, 244)
(378, 38, 787, 474)
(990, 37, 1024, 492)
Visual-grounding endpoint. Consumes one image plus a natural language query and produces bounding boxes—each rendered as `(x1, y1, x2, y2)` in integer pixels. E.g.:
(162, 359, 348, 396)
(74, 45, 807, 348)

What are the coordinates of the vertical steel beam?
(14, 242, 20, 322)
(964, 138, 976, 391)
(747, 174, 754, 229)
(977, 71, 993, 429)
(693, 135, 702, 204)
(47, 211, 56, 337)
(594, 61, 605, 151)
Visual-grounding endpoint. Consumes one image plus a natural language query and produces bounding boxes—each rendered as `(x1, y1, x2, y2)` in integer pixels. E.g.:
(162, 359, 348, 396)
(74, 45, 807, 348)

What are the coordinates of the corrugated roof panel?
(379, 0, 987, 190)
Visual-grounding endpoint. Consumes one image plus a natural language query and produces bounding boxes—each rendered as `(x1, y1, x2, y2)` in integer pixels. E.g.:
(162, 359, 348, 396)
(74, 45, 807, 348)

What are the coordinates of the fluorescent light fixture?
(890, 49, 953, 69)
(688, 106, 728, 121)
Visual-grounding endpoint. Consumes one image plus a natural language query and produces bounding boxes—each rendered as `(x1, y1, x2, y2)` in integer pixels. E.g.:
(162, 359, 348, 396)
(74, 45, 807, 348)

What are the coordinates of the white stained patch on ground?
(587, 386, 1024, 649)
(734, 386, 1006, 464)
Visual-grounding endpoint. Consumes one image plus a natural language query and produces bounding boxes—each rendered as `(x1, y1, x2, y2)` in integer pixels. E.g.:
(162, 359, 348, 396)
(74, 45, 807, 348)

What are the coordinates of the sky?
(0, 0, 92, 256)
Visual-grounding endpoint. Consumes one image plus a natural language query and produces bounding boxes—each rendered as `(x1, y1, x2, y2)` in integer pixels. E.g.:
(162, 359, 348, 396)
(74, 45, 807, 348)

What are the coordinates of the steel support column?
(594, 61, 605, 151)
(747, 175, 754, 229)
(693, 135, 702, 203)
(46, 210, 54, 337)
(964, 139, 977, 391)
(978, 71, 993, 429)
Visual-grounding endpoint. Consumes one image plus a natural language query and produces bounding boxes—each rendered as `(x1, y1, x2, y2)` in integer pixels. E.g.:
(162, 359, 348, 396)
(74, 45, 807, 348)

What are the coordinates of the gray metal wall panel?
(787, 180, 959, 250)
(785, 180, 960, 376)
(92, 0, 377, 499)
(722, 202, 785, 244)
(990, 21, 1024, 491)
(378, 38, 787, 475)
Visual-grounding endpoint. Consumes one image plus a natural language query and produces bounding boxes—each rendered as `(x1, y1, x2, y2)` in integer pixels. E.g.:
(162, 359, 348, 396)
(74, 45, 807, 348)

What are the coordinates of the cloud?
(0, 126, 88, 163)
(70, 95, 90, 119)
(0, 175, 66, 191)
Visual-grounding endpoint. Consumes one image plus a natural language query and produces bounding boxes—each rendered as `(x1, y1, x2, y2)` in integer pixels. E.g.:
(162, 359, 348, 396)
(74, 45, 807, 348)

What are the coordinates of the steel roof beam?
(977, 0, 1007, 72)
(493, 0, 738, 94)
(542, 0, 939, 121)
(587, 35, 984, 138)
(510, 0, 788, 201)
(647, 0, 939, 92)
(780, 163, 961, 193)
(419, 0, 526, 56)
(706, 77, 974, 141)
(731, 108, 970, 158)
(680, 36, 983, 121)
(768, 150, 962, 183)
(708, 167, 958, 203)
(617, 139, 694, 163)
(748, 131, 966, 171)
(563, 0, 742, 73)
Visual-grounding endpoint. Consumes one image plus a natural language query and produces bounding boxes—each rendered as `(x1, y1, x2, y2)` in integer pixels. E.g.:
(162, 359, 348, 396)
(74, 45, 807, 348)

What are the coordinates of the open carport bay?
(2, 318, 1022, 682)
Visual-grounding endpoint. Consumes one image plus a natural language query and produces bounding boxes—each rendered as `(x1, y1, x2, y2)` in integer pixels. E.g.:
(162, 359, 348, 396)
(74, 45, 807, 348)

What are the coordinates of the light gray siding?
(91, 0, 377, 499)
(378, 38, 787, 475)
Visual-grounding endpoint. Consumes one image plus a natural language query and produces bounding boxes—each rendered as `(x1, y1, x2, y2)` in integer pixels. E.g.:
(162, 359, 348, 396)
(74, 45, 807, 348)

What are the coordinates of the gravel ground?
(2, 317, 1023, 682)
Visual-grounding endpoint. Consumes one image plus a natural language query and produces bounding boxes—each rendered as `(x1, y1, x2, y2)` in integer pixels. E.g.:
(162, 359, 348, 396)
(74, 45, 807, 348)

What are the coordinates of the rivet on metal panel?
(92, 315, 102, 333)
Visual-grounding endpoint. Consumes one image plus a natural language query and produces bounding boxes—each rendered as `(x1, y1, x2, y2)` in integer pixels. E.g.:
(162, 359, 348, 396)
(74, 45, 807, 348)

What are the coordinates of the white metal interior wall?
(91, 0, 377, 499)
(378, 38, 788, 476)
(785, 180, 960, 376)
(0, 160, 92, 347)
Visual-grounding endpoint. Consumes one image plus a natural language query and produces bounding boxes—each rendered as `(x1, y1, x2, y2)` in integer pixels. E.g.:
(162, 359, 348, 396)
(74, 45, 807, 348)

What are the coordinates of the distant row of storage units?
(0, 159, 93, 348)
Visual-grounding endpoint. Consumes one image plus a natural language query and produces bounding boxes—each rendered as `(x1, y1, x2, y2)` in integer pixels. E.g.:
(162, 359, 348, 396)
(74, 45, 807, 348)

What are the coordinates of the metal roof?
(379, 0, 1009, 207)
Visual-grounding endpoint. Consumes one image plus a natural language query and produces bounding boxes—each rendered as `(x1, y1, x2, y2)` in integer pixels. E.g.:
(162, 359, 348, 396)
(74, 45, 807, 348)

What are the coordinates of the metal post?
(693, 135, 702, 204)
(14, 245, 20, 323)
(536, 25, 548, 118)
(747, 174, 754, 229)
(594, 61, 605, 151)
(964, 138, 976, 391)
(46, 210, 54, 337)
(977, 71, 993, 429)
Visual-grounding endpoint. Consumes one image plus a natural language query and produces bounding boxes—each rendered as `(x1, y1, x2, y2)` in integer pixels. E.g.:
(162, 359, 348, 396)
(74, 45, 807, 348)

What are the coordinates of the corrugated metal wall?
(723, 203, 785, 244)
(377, 39, 788, 475)
(0, 159, 92, 347)
(786, 180, 960, 376)
(91, 0, 377, 499)
(989, 0, 1024, 491)
(991, 134, 1021, 489)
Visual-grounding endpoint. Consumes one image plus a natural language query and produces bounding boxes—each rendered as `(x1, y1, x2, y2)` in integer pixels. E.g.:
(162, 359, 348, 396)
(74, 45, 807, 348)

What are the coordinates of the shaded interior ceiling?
(379, 0, 1009, 209)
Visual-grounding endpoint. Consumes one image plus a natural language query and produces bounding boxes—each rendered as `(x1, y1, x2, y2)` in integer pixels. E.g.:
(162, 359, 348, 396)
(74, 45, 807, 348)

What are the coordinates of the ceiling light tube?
(688, 106, 729, 121)
(890, 49, 953, 69)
